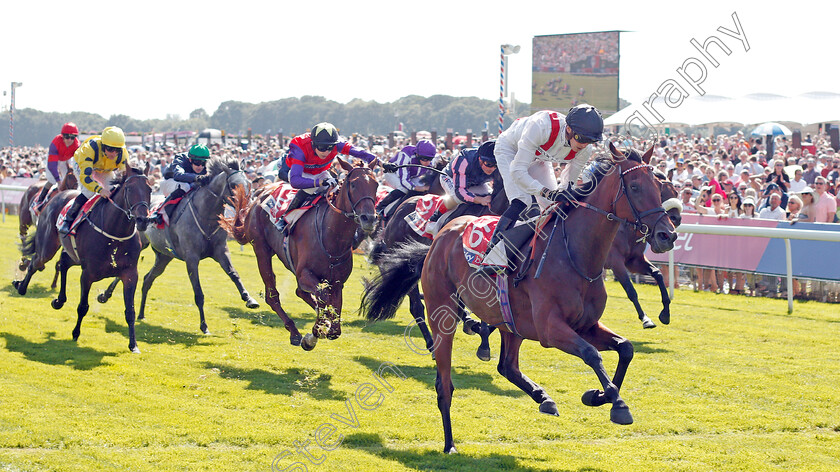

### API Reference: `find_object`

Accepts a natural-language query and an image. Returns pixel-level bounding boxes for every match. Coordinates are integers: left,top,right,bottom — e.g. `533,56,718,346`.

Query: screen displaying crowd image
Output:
532,31,620,114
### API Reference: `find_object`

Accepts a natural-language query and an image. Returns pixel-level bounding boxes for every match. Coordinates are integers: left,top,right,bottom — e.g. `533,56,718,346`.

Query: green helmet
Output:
188,144,210,161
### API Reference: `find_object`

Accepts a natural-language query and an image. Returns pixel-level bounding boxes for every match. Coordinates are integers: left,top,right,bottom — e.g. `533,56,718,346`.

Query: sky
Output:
2,0,839,121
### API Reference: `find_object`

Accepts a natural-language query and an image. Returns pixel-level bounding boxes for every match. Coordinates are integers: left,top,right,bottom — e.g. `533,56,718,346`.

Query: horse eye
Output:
630,183,639,192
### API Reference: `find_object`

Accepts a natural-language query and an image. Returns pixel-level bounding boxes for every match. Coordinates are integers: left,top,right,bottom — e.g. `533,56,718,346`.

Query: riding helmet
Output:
188,144,210,161
415,140,436,160
100,126,126,148
61,122,79,135
477,140,496,166
311,122,340,147
565,104,603,143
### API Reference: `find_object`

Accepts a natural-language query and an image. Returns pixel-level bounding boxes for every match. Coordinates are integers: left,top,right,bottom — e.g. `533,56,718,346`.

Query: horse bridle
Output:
183,169,246,239
108,174,151,222
325,166,376,224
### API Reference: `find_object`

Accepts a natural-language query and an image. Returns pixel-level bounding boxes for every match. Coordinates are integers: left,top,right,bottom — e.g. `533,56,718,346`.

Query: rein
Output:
185,169,244,240
324,167,376,222
87,174,149,241
388,163,449,177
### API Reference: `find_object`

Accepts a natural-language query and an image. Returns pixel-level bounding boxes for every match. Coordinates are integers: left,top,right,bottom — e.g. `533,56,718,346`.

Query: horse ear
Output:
369,158,380,169
335,157,353,172
641,145,654,164
608,141,622,161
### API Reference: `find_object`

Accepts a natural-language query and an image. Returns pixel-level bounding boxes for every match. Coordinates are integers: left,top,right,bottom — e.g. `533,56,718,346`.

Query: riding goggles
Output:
191,159,207,166
62,134,78,139
314,143,336,152
102,144,122,153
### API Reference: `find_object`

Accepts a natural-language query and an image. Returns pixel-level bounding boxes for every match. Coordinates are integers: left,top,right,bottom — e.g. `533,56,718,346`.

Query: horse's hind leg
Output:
52,252,73,310
212,246,259,309
646,262,672,325
72,271,93,342
496,331,558,415
253,243,302,347
613,263,655,329
407,284,434,353
139,250,173,322
50,260,61,290
426,291,459,454
96,277,120,303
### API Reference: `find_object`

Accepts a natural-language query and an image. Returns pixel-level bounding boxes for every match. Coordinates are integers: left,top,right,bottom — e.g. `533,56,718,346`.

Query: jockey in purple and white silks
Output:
376,139,437,216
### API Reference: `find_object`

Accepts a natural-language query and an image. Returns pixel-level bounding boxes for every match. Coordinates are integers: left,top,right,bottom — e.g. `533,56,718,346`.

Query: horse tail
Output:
360,240,429,322
20,232,36,258
367,238,387,265
219,185,253,244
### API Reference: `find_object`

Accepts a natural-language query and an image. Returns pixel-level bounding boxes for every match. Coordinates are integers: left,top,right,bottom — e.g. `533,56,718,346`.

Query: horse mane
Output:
206,156,239,176
112,165,145,187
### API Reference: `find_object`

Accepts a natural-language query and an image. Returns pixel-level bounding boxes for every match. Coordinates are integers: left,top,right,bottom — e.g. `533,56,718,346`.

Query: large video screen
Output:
532,31,620,115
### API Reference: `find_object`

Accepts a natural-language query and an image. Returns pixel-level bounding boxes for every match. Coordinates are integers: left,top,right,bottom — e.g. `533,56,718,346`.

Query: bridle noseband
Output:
109,174,151,221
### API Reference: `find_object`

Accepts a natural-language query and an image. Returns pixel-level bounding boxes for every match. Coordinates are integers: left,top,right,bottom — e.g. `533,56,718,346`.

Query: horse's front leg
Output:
612,261,655,329
122,267,140,353
496,331,558,415
212,244,259,309
184,257,209,334
72,270,93,342
52,252,73,310
646,261,672,325
295,269,332,349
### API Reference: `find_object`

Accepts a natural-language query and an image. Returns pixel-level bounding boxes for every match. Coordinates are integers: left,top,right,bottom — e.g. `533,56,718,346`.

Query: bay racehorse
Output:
605,172,682,328
366,171,508,359
50,167,152,353
360,143,677,453
16,171,78,288
131,156,258,334
222,158,379,350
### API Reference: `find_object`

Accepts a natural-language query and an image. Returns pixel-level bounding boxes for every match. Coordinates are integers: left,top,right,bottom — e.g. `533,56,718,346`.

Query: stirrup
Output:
475,265,504,277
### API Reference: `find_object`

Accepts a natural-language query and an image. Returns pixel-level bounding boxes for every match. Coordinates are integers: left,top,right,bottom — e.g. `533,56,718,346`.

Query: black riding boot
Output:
35,183,53,208
375,189,405,216
476,200,526,275
59,194,88,235
152,187,186,225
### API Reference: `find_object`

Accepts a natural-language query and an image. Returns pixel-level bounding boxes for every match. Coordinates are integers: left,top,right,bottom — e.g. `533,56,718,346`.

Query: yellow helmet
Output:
101,126,126,148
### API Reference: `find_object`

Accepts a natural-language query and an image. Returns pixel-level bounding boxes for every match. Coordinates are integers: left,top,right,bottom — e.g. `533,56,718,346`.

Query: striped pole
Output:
9,82,22,147
499,46,505,136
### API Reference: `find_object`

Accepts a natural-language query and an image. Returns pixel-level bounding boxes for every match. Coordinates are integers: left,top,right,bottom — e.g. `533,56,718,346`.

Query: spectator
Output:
812,176,838,223
796,187,818,222
758,193,786,220
727,192,743,217
789,167,807,193
765,158,790,192
786,194,803,221
741,197,757,218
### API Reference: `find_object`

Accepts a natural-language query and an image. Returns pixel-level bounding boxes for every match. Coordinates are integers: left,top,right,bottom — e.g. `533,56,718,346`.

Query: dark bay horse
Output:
605,173,682,328
133,157,257,335
16,171,79,287
366,172,507,358
222,158,379,351
49,167,152,353
361,143,677,453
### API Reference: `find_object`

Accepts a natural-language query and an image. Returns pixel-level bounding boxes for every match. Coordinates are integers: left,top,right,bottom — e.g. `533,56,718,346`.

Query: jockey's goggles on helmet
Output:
314,143,335,152
480,159,497,168
190,159,207,167
62,134,77,139
102,144,121,153
572,133,598,144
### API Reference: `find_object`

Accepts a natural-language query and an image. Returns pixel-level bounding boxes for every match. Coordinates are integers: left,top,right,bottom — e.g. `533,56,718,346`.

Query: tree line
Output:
1,95,531,147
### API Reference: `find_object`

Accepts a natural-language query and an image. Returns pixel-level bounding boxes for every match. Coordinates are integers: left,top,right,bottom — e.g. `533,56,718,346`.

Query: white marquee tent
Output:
604,91,840,128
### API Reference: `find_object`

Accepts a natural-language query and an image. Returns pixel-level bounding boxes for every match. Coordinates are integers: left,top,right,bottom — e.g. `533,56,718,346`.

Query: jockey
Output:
426,140,498,234
151,144,212,225
282,122,377,216
478,105,604,274
34,123,80,206
59,126,129,235
376,139,437,217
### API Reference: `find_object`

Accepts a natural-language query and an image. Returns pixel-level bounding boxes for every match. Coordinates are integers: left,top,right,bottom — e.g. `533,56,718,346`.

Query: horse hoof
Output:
97,294,109,304
51,299,63,310
476,347,491,362
245,298,260,309
12,280,19,290
137,314,145,321
290,334,302,346
581,389,608,407
641,317,656,329
301,333,317,351
659,311,671,325
444,445,458,455
539,400,559,416
610,404,634,425
462,319,477,335
130,346,141,354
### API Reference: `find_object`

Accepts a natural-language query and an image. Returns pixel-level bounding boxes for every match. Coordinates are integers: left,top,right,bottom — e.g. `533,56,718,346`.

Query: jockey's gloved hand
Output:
321,177,338,188
194,174,212,186
540,187,567,203
381,163,398,173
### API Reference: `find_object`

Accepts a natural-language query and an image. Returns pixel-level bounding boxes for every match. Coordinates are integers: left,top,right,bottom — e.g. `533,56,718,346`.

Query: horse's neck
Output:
562,182,623,271
97,191,131,234
317,196,357,251
191,179,224,219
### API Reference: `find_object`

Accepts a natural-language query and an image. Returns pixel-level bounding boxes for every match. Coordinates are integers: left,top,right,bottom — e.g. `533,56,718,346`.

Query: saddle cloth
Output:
29,186,60,217
151,195,184,229
404,194,445,239
463,215,540,271
260,182,321,230
56,195,102,236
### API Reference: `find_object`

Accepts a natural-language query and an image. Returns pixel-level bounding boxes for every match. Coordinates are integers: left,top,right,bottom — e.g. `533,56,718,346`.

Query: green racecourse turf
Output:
0,214,838,472
531,72,619,114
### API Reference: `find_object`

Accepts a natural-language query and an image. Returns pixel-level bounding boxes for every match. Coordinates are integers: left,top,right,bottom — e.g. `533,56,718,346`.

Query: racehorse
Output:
605,173,682,328
360,143,677,453
130,156,258,335
16,171,79,288
49,166,152,353
366,171,508,359
222,158,379,351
